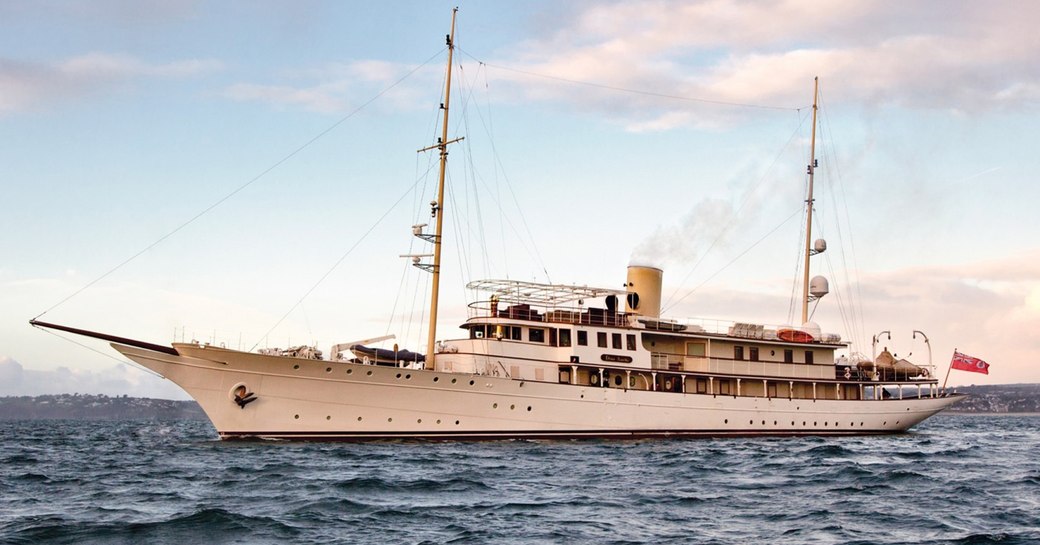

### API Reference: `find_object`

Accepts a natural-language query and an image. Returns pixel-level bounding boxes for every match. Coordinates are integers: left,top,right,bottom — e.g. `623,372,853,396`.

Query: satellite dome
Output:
809,275,829,298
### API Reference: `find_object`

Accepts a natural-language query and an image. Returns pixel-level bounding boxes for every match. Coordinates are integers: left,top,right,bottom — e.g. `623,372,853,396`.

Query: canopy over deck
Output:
466,279,626,306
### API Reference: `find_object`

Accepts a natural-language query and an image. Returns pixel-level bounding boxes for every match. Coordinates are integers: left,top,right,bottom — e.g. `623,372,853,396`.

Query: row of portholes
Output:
719,418,900,427
492,402,533,412
288,363,484,387
291,414,463,425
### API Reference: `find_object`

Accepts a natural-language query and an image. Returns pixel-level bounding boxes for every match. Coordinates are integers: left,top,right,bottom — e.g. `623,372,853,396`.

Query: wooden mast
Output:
424,7,459,370
801,77,820,324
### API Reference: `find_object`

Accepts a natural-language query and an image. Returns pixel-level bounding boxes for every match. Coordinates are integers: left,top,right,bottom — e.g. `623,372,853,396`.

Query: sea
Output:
1,415,1037,545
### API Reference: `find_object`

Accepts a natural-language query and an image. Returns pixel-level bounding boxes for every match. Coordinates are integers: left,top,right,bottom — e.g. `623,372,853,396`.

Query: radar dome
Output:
809,275,829,298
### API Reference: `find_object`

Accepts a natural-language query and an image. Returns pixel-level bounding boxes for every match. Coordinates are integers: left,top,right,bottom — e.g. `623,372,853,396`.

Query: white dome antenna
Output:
812,238,827,255
809,275,829,300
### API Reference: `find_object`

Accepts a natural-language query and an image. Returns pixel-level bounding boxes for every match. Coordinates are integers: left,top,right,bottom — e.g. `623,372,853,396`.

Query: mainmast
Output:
420,8,461,370
800,77,820,324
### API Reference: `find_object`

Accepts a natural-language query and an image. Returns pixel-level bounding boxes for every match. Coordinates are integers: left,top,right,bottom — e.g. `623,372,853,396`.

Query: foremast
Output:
801,77,820,324
419,8,461,370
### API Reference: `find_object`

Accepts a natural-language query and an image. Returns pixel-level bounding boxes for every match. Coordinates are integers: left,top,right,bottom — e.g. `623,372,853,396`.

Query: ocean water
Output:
1,416,1037,545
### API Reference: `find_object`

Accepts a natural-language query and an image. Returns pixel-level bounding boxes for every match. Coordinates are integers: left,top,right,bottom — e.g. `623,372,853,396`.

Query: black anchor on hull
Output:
234,390,257,409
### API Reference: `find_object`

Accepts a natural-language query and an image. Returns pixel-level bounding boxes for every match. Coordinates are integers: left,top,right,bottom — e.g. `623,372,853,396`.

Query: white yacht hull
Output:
115,343,962,440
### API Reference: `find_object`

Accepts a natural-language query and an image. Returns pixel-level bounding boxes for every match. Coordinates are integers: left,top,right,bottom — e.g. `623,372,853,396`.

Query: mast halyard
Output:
422,7,461,370
800,77,820,324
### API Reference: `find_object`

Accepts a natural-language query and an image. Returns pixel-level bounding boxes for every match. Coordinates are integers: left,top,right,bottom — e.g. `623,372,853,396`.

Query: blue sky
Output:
2,1,1038,398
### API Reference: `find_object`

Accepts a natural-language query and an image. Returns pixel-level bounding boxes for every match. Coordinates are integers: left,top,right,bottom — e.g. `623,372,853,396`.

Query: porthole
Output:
883,421,888,426
455,420,460,425
761,420,766,425
436,419,442,424
493,403,498,409
396,373,402,379
791,421,795,426
749,419,754,425
803,421,806,426
326,416,331,420
357,416,362,421
405,374,411,379
469,380,475,386
293,364,300,370
388,417,393,422
773,420,777,425
724,419,728,424
433,377,439,382
326,367,332,373
510,404,515,410
417,419,422,424
580,394,584,399
347,369,353,375
814,421,818,426
451,378,457,384
527,406,532,412
294,414,300,419
366,370,373,376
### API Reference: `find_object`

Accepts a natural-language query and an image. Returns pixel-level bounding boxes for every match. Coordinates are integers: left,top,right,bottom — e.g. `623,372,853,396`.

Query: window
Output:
805,350,814,364
577,330,588,346
767,382,778,398
559,329,572,347
510,326,521,341
626,334,636,351
749,347,759,361
696,379,707,394
719,380,731,395
469,325,485,339
612,333,622,350
734,346,744,361
597,332,607,348
784,349,793,363
529,328,545,343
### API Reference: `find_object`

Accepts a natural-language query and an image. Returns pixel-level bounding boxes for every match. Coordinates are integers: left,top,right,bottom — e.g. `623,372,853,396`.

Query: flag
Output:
951,351,990,375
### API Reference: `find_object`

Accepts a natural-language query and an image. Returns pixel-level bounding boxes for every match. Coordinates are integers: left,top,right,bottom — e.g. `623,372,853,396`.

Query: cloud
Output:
0,53,222,115
481,0,1040,130
0,356,189,399
666,248,1040,385
220,60,435,114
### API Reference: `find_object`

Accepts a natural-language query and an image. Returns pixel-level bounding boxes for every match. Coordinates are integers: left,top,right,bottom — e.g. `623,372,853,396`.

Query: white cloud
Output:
481,0,1040,130
0,356,189,399
0,53,222,115
667,249,1040,385
220,60,436,114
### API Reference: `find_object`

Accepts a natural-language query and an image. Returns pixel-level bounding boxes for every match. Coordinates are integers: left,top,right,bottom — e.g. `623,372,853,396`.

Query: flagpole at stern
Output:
941,348,956,394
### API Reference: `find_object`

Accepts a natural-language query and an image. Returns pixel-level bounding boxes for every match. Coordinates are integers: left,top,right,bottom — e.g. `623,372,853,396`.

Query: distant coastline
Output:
0,394,206,421
1,384,1037,420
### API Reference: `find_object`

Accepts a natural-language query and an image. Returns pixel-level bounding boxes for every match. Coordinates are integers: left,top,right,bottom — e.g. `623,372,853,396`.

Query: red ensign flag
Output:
951,351,990,374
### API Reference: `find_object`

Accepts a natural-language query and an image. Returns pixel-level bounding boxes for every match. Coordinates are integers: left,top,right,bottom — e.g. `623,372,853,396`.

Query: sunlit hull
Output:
114,343,962,440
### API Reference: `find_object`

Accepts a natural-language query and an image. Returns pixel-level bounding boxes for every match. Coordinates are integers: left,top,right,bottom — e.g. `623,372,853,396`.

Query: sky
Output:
2,0,1038,399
